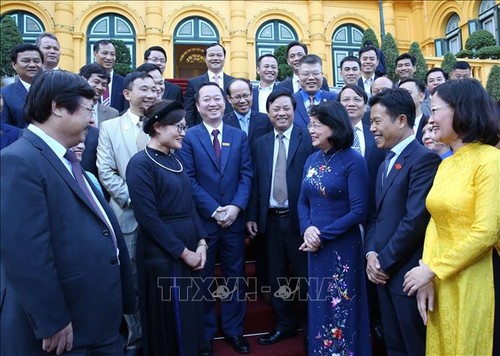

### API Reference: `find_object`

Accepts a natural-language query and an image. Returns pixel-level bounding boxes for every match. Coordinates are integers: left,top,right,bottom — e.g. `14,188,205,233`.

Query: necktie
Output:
136,118,149,151
382,150,396,188
212,74,220,87
352,127,362,155
64,150,117,250
273,133,288,205
212,129,221,163
309,96,315,107
239,116,249,135
101,86,110,107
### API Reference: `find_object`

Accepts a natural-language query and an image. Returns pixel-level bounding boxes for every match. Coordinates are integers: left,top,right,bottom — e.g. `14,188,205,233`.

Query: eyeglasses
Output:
147,57,166,64
230,93,251,101
299,71,323,78
307,122,324,130
79,103,95,116
175,124,188,133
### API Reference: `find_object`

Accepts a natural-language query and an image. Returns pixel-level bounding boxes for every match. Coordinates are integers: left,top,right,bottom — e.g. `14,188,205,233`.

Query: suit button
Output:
103,229,110,236
111,258,118,265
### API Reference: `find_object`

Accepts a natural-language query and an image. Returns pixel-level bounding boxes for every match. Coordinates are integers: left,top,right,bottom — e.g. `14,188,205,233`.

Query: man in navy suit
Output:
252,54,278,113
247,90,312,346
357,46,381,99
223,78,272,147
276,41,330,94
184,43,235,127
399,78,428,144
93,40,126,112
178,82,253,356
1,44,43,128
365,88,440,356
292,55,337,129
0,70,134,355
143,46,183,102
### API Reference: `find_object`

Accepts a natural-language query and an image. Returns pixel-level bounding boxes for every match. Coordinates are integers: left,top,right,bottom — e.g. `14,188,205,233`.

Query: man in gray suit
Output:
97,71,158,354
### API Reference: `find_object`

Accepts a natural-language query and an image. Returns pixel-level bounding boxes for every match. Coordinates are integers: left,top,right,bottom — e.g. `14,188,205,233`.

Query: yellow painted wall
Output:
1,0,499,83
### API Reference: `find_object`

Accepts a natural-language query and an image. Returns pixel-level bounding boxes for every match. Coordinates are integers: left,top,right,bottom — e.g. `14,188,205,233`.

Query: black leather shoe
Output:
199,340,213,356
258,329,297,345
226,335,250,354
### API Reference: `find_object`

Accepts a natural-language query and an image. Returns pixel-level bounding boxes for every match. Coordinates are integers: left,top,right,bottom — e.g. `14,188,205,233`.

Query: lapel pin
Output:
394,163,402,170
222,142,230,147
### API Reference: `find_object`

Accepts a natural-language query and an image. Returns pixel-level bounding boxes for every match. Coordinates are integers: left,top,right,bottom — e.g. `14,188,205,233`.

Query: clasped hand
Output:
214,205,241,228
299,226,322,252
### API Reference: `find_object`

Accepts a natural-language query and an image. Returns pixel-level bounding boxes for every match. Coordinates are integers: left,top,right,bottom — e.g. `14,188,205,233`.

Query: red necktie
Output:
101,86,110,106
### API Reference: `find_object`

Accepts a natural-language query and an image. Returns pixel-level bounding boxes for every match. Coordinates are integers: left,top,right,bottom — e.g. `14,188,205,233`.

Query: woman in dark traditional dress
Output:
298,101,372,355
126,100,207,356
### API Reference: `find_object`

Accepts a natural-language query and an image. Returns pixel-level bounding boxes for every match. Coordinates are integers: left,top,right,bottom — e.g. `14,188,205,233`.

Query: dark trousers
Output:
266,212,308,331
377,286,426,356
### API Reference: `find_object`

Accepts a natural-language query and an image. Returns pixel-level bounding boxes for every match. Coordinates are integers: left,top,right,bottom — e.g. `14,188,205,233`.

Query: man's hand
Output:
416,282,435,325
42,322,73,355
246,221,258,237
366,253,389,285
216,205,241,228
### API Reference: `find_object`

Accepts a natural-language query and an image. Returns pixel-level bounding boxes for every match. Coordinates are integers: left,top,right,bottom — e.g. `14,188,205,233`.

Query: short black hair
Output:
298,54,322,67
144,46,167,60
204,43,226,56
452,61,471,71
425,67,448,82
195,82,225,102
337,84,368,104
10,44,44,64
79,63,110,83
266,89,296,112
399,78,426,93
433,79,499,145
124,71,154,91
135,63,162,75
309,101,354,149
226,78,252,96
257,54,277,67
358,46,379,59
339,56,361,70
35,32,59,47
396,53,416,66
369,88,416,127
286,41,308,57
93,40,114,53
24,70,94,124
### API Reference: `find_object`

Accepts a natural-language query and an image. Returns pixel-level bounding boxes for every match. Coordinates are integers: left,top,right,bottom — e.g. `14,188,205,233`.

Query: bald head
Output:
371,76,394,96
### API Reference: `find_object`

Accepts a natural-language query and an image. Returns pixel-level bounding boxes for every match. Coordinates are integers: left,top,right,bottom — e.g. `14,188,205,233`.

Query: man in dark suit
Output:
252,54,279,113
292,55,337,129
184,43,235,127
36,32,61,71
143,46,183,102
223,78,272,147
93,40,126,112
178,82,253,356
0,70,134,355
247,90,312,346
365,88,440,356
276,41,330,94
357,45,381,99
0,44,43,128
399,78,428,144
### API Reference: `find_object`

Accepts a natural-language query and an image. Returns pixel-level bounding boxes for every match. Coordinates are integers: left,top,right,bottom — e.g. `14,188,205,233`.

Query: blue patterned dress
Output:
298,147,372,356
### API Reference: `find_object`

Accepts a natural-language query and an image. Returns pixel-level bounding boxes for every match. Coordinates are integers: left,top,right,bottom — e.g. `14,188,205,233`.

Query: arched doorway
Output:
331,24,364,87
86,13,136,66
1,11,45,43
174,17,219,78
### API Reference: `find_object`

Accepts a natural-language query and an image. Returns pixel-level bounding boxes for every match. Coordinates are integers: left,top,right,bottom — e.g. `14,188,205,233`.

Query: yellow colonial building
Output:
1,0,499,86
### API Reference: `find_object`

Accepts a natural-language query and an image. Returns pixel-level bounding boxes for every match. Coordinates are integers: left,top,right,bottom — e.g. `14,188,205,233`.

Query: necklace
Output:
145,146,183,173
320,149,342,170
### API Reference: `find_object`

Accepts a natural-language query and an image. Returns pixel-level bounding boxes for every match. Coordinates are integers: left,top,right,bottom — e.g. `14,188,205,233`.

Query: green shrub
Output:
486,65,500,101
477,45,500,60
361,28,380,48
441,52,457,76
455,49,474,58
465,29,496,51
274,45,292,81
381,33,399,82
0,15,24,77
408,42,427,82
110,39,133,76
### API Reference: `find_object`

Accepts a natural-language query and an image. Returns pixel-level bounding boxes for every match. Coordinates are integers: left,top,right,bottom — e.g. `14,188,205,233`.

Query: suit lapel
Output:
296,101,309,128
264,132,275,176
119,112,137,157
247,111,258,142
220,125,232,172
363,126,374,161
287,127,300,169
14,81,28,101
196,124,220,169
